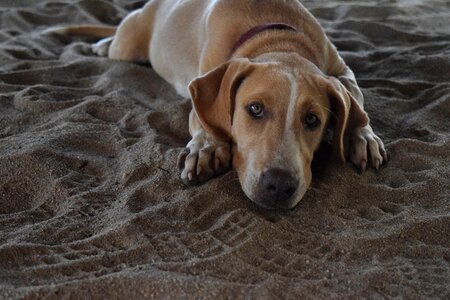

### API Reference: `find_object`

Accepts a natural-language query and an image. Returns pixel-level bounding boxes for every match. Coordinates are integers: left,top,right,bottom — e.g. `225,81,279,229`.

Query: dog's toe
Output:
213,144,231,174
196,147,215,180
177,148,190,170
181,152,200,185
350,134,368,170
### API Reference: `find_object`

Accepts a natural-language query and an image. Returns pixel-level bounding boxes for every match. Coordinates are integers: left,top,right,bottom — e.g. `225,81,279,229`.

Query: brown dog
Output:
48,0,387,209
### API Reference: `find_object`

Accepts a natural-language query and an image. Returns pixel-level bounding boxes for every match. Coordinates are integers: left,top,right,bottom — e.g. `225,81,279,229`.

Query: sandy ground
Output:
0,0,449,298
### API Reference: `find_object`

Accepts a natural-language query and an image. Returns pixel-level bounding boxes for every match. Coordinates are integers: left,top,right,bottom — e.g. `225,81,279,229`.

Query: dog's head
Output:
189,55,368,209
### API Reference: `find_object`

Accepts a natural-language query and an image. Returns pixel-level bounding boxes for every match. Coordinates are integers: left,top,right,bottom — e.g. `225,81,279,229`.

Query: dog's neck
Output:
230,26,324,70
230,23,297,57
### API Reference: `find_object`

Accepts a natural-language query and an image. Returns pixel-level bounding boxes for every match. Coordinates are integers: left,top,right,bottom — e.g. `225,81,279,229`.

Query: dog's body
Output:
51,0,387,209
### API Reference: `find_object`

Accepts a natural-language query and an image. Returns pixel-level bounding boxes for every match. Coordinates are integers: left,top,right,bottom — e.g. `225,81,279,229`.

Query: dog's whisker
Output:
316,103,338,120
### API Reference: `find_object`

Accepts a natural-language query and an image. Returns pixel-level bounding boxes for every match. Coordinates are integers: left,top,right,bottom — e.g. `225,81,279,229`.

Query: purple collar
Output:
230,23,297,56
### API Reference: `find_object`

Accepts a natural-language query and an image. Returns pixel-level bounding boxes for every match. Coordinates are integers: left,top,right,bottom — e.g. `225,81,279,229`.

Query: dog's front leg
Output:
338,66,388,171
178,110,231,185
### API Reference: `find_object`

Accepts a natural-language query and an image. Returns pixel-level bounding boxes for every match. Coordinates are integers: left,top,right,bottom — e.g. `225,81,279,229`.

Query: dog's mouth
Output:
253,198,298,210
251,187,306,210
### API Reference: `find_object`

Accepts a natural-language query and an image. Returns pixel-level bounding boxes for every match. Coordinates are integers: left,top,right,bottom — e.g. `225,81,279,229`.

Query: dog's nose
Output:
257,168,298,206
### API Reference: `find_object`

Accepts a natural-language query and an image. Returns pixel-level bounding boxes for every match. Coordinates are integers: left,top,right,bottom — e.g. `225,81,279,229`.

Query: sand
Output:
0,0,449,298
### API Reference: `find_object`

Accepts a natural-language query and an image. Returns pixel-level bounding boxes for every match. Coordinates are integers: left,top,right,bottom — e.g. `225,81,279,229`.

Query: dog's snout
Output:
262,168,298,200
256,168,298,207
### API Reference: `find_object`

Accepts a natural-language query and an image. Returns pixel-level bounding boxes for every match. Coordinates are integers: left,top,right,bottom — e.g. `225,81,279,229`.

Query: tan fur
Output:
51,0,387,209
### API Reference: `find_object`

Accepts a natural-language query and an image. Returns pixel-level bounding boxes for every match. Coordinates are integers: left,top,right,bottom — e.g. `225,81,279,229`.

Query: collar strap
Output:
230,23,297,56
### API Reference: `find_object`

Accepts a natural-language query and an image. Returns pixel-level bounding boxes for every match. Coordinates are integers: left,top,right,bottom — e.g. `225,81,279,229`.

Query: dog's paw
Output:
92,37,113,57
348,124,387,172
177,134,231,185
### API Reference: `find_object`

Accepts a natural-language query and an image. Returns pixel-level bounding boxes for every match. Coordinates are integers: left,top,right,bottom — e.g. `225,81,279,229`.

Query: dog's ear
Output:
188,58,253,141
323,77,369,162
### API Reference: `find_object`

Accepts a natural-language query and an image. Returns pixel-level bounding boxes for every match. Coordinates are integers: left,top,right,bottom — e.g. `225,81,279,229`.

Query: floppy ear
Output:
188,58,253,141
325,77,369,162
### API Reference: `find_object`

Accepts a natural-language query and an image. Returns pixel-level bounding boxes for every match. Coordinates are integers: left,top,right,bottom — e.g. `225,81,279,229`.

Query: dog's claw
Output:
382,150,389,163
214,157,221,172
361,159,367,172
374,159,380,170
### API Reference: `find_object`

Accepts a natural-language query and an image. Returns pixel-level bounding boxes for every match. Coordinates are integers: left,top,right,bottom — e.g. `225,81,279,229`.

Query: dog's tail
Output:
42,25,117,38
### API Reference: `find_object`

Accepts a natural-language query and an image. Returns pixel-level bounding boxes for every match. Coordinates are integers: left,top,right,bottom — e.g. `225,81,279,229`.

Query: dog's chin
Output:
243,187,307,210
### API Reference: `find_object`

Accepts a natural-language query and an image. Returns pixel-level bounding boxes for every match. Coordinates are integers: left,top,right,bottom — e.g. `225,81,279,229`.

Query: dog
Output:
47,0,387,209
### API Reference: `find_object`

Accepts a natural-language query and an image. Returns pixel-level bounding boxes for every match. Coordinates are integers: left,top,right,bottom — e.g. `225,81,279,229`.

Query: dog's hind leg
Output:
107,2,157,63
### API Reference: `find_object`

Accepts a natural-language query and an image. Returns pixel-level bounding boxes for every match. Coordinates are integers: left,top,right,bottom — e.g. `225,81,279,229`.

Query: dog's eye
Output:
247,102,264,119
304,112,320,130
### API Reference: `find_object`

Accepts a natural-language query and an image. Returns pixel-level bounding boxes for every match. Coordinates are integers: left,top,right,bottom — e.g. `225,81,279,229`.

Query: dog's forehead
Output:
273,70,328,106
238,63,329,113
238,65,292,100
297,74,327,97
